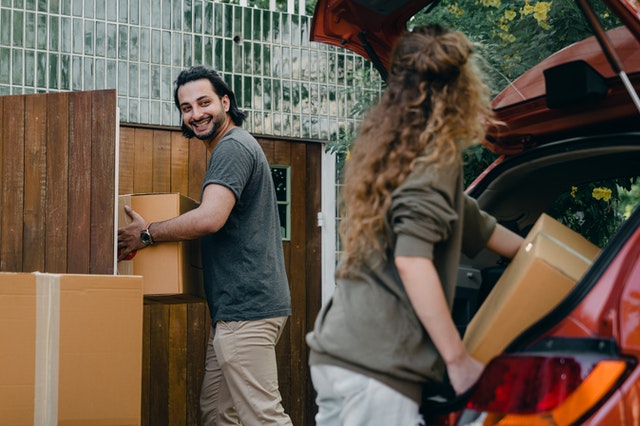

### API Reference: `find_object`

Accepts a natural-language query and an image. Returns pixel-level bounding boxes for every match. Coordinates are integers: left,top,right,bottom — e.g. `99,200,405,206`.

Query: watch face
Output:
141,230,152,245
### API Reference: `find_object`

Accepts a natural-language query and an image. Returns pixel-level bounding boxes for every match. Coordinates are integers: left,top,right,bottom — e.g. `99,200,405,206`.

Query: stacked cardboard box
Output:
463,214,601,364
0,272,144,425
118,193,204,297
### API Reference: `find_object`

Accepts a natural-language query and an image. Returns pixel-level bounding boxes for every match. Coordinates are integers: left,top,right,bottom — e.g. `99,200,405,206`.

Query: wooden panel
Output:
285,142,310,424
67,91,93,273
1,95,25,271
188,138,207,201
143,295,210,426
117,128,207,200
90,90,116,273
22,94,47,272
147,299,170,423
186,298,208,425
119,127,136,195
152,130,172,192
259,138,275,162
0,90,118,275
45,92,69,273
304,142,323,424
274,139,292,165
118,128,207,201
134,128,154,193
170,132,190,195
168,302,188,425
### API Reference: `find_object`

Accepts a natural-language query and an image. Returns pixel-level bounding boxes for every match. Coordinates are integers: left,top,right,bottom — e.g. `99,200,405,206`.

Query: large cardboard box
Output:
0,272,144,425
118,193,204,296
463,214,601,364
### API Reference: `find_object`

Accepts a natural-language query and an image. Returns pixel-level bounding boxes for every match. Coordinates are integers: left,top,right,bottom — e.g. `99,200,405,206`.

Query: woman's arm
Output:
486,223,524,259
396,255,484,395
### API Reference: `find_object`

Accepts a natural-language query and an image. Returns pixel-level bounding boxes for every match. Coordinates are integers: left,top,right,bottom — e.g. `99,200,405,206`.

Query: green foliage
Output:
547,178,638,247
462,144,498,188
414,0,620,93
619,178,640,219
325,67,382,165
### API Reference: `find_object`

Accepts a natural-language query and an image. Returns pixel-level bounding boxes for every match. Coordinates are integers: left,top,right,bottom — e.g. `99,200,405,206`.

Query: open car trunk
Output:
311,0,640,420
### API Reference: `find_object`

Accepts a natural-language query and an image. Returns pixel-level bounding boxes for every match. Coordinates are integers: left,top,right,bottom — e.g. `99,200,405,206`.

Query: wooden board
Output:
0,90,117,275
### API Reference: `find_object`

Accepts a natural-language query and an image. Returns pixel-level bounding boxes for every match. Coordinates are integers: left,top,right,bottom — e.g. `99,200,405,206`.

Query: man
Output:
118,65,293,426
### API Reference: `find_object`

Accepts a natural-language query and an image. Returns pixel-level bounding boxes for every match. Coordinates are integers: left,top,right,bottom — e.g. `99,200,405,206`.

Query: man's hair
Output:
173,65,247,138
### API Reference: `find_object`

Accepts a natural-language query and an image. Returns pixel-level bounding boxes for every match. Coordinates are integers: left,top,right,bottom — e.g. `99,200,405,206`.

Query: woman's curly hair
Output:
338,24,496,275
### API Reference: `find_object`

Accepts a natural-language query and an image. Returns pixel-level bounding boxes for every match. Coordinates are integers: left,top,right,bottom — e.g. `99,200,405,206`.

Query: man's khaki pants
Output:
200,316,293,426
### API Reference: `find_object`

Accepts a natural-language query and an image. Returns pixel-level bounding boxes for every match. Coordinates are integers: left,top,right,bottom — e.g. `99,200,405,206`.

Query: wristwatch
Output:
140,224,154,246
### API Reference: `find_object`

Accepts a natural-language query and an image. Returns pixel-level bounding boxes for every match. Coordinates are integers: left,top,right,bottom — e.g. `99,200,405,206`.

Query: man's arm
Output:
117,183,235,260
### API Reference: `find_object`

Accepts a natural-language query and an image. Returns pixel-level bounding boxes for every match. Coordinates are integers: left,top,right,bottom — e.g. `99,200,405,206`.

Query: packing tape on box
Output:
34,272,60,425
534,232,595,264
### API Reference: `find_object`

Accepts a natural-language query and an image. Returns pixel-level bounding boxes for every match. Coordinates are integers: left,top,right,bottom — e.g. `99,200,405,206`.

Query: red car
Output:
311,1,640,424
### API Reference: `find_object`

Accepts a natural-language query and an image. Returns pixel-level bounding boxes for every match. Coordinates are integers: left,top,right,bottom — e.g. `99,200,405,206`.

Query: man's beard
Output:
191,112,225,141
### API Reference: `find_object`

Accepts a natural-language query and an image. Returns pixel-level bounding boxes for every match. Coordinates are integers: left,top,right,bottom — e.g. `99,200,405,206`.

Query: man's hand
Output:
117,205,150,261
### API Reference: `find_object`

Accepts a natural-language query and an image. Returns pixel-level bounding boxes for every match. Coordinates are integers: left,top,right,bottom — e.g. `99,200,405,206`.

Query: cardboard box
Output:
0,272,144,425
463,214,601,364
118,193,204,296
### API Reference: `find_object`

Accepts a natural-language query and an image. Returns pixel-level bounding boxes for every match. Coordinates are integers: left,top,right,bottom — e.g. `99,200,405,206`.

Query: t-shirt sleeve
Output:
202,137,254,200
391,164,459,259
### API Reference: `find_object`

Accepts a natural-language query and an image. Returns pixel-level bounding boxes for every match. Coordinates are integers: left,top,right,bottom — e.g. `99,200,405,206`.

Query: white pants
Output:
311,364,425,426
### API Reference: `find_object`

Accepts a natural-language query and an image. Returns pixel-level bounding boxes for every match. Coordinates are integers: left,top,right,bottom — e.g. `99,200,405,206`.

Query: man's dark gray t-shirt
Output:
200,127,291,324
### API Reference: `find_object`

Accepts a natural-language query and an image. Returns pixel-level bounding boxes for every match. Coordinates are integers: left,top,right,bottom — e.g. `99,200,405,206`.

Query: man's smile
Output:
191,116,212,130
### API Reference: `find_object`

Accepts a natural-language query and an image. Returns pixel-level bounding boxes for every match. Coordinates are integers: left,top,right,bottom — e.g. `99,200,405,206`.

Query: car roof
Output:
309,0,428,79
487,25,640,155
310,0,640,154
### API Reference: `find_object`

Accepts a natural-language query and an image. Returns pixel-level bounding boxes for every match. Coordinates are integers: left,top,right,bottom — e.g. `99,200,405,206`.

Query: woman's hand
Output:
446,353,484,396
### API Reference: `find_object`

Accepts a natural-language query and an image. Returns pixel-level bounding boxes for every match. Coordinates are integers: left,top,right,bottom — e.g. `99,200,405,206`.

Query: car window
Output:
547,176,640,247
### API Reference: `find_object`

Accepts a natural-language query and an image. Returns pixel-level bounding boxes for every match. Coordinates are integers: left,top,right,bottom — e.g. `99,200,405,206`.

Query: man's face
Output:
177,78,229,141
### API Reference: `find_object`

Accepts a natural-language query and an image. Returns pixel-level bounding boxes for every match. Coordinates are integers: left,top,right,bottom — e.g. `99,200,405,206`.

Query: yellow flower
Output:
534,1,551,15
534,2,552,22
479,0,501,7
521,1,552,29
570,186,578,198
592,187,612,202
446,3,465,17
504,10,517,21
494,28,516,43
346,149,351,161
521,0,535,15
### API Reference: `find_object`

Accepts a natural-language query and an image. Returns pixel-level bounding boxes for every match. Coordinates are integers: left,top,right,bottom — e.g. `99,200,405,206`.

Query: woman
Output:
306,24,523,425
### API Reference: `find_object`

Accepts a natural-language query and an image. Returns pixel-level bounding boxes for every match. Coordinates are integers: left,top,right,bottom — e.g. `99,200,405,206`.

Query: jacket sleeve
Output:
461,193,497,258
391,163,459,260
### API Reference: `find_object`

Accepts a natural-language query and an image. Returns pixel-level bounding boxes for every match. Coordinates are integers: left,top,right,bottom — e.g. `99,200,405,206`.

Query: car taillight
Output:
460,354,630,425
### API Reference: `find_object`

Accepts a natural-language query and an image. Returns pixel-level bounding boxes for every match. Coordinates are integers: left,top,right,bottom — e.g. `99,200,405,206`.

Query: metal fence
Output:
0,0,383,141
